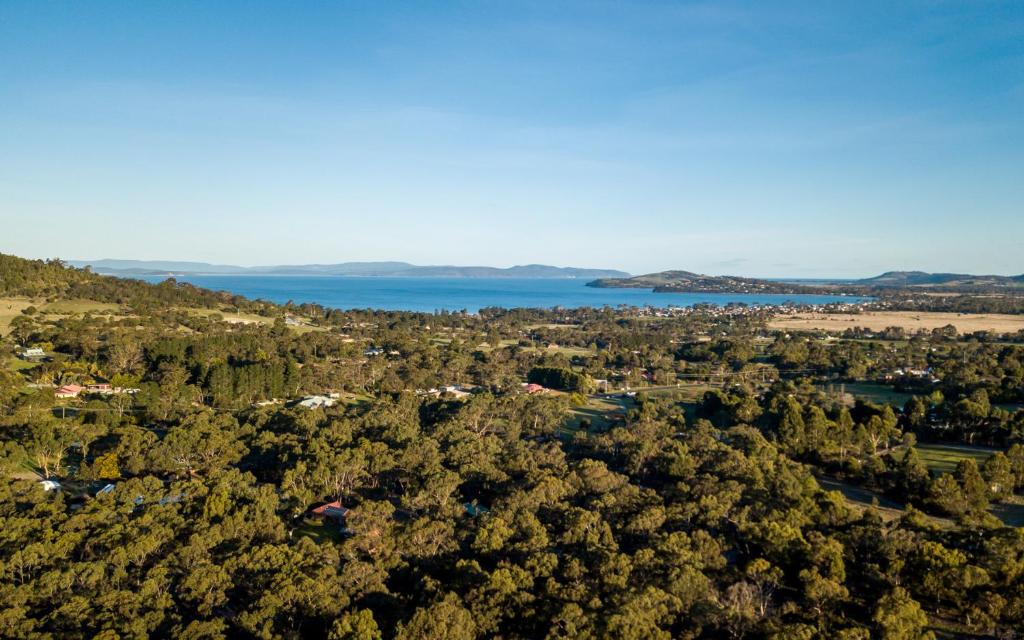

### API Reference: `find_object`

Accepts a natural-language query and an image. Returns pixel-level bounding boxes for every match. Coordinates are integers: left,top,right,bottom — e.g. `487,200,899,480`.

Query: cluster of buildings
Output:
55,383,139,399
881,367,941,384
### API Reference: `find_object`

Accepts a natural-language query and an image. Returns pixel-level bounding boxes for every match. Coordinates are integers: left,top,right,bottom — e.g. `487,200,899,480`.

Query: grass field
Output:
42,299,122,314
904,443,998,475
293,518,345,543
1,297,127,336
564,395,630,433
830,382,919,407
4,356,40,372
476,339,594,357
0,299,38,333
769,311,1024,334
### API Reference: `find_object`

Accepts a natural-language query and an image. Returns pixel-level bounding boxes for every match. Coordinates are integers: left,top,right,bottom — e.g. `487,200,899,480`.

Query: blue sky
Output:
1,1,1022,277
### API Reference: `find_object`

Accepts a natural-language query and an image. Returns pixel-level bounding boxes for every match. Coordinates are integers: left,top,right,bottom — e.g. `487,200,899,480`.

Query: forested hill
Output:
857,271,1024,288
590,268,1024,295
0,254,276,313
587,270,828,294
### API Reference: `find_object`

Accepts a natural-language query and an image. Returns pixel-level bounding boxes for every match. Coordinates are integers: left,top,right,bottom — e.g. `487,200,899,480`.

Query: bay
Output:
138,275,867,313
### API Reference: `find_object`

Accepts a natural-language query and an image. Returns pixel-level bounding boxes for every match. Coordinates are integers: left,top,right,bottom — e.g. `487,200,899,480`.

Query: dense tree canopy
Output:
1,254,1022,638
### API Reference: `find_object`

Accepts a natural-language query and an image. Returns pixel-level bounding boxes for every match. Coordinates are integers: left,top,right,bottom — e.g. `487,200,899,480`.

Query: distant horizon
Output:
8,253,1022,281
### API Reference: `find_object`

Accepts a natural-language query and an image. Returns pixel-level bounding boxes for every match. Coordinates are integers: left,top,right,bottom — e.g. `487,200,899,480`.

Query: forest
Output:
1,254,1023,639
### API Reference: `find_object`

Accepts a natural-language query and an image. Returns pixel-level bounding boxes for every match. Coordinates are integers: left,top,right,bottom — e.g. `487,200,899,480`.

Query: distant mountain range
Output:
69,259,631,280
589,270,1024,294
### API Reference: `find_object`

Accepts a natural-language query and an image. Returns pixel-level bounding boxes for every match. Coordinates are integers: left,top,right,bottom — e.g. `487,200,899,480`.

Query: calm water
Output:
140,275,866,313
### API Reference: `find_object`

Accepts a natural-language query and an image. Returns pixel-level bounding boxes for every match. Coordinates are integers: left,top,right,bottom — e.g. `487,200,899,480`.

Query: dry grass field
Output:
769,310,1024,334
0,297,126,336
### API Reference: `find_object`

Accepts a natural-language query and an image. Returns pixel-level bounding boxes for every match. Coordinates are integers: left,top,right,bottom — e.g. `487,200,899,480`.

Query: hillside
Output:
591,269,1024,295
70,259,630,280
587,270,826,294
857,271,1024,289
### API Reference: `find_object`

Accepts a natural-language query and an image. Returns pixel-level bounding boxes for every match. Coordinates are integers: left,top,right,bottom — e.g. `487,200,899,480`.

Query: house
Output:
95,483,116,496
298,395,337,410
364,347,385,357
522,383,546,394
20,347,46,360
39,480,62,492
438,385,472,399
310,500,351,523
55,384,84,399
86,383,113,395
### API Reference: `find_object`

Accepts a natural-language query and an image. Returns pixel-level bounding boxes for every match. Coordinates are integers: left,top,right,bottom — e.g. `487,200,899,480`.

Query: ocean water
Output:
139,275,867,313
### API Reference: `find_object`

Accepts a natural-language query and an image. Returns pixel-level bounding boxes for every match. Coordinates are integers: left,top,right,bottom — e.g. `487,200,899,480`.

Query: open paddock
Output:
0,297,127,335
769,311,1024,334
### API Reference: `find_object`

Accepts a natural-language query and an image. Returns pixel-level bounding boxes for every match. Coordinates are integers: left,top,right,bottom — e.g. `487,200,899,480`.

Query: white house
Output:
298,395,337,410
20,347,46,360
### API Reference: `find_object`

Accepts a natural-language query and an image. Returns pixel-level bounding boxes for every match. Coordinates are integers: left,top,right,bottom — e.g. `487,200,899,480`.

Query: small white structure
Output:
96,483,116,496
20,347,46,360
39,480,62,492
438,385,472,399
298,395,337,410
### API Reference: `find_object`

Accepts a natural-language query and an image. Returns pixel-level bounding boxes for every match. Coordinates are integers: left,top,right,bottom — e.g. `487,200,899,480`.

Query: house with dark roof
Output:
310,500,350,523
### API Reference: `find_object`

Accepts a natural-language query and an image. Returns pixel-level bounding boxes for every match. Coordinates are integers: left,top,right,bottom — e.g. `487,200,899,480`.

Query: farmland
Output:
769,310,1024,333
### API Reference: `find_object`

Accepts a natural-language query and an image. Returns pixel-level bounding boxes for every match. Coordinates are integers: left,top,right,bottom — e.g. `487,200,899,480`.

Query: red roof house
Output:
310,500,350,523
55,384,84,399
522,383,546,394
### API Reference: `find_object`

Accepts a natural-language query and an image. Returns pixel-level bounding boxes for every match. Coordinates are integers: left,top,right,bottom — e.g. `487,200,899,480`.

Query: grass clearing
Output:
564,395,631,433
769,310,1024,334
0,298,37,334
294,518,345,544
42,299,122,314
185,308,274,325
829,382,919,407
1,297,127,336
906,443,998,476
4,356,41,372
525,323,581,330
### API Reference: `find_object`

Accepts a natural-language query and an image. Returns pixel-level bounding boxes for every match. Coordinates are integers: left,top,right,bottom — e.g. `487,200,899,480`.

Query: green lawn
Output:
4,356,40,372
42,299,123,314
907,443,998,476
294,518,346,543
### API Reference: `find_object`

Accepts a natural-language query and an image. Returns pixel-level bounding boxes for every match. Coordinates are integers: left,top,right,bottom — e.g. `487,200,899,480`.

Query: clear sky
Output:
1,1,1022,277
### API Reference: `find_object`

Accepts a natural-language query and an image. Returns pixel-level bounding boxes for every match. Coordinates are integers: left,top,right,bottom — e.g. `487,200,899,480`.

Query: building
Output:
298,395,337,410
438,385,472,399
55,384,84,399
86,383,113,395
20,347,46,360
310,500,350,523
522,383,546,394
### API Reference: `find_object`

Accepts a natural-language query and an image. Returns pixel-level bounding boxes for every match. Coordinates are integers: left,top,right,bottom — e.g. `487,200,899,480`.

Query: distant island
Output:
69,259,631,280
588,270,1024,294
